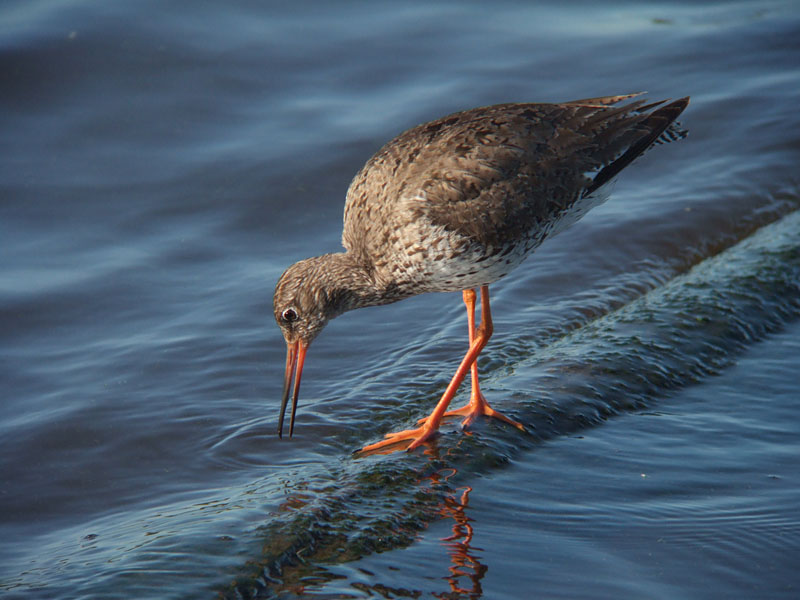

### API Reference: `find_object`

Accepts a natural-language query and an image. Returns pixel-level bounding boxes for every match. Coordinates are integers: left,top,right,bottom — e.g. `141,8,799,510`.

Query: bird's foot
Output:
356,423,439,456
421,393,526,432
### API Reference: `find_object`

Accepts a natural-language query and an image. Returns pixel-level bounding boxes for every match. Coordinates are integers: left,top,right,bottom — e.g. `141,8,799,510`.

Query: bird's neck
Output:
315,252,402,315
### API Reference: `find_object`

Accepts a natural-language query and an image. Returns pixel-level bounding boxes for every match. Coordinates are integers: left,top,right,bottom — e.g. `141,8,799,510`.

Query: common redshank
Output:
273,92,689,454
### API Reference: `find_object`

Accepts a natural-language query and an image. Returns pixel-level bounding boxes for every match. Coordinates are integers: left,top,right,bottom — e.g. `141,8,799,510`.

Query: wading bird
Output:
273,92,689,454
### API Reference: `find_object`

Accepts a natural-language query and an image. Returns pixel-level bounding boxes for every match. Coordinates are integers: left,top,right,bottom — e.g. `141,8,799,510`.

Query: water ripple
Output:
216,206,800,597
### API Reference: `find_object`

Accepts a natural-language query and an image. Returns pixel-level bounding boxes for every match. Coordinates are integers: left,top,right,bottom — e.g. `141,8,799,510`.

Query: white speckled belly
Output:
390,220,535,294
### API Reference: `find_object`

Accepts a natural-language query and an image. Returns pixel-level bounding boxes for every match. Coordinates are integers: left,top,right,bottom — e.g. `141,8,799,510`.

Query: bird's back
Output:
342,94,688,294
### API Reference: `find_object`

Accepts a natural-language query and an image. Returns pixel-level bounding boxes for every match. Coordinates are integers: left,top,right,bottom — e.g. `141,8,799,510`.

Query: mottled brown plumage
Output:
273,92,689,453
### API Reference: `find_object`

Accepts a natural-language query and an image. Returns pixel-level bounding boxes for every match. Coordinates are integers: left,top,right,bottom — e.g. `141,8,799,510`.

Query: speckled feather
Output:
274,93,688,344
340,93,688,296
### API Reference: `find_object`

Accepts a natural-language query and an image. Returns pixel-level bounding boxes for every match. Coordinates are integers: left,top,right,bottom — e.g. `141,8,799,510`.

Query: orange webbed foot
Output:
420,394,526,432
356,424,440,456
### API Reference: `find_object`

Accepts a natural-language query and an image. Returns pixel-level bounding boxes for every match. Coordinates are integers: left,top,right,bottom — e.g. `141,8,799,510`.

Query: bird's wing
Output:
343,96,688,258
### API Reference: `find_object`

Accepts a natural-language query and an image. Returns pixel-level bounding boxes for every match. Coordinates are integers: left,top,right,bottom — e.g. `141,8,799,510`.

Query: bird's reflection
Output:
426,468,487,598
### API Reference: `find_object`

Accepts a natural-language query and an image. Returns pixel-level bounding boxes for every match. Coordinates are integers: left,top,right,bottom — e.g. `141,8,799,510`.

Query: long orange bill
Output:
278,339,307,438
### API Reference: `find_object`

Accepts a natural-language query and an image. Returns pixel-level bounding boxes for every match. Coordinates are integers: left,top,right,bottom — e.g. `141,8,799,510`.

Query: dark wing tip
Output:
659,96,690,121
584,95,690,196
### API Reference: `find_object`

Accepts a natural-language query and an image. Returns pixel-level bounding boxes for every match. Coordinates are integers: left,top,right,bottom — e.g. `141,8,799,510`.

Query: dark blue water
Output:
2,1,799,598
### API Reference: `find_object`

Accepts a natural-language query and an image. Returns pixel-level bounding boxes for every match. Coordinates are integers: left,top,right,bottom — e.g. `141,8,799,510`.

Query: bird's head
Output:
272,254,358,438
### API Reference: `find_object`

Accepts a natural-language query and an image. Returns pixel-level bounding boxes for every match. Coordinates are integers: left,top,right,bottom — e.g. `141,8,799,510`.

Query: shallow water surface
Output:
1,1,799,598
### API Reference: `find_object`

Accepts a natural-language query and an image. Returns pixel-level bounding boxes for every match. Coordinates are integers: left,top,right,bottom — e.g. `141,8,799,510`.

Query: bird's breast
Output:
380,216,538,295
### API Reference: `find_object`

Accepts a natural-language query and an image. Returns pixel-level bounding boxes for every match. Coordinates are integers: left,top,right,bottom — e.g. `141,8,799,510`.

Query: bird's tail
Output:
584,96,690,197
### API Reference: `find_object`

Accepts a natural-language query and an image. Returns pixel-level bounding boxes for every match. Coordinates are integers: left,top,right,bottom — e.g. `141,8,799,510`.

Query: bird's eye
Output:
282,308,298,323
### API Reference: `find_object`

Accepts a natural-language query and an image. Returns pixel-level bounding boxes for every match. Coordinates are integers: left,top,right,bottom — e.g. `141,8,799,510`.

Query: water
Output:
1,1,799,598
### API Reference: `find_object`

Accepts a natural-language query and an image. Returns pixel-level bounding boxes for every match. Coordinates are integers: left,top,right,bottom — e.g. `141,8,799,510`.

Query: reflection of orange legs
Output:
358,286,523,456
440,486,487,595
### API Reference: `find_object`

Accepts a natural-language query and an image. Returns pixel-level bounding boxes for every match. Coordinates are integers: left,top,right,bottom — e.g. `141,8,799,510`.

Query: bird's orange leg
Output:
358,286,522,456
358,287,493,455
438,287,525,431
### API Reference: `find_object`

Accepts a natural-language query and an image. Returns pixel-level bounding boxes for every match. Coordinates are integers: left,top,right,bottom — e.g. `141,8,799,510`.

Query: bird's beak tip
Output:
278,338,308,440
